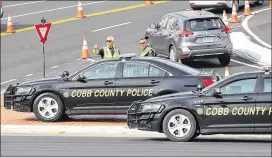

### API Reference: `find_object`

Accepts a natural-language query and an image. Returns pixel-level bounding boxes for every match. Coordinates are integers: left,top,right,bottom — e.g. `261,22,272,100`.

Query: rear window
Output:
158,59,200,75
185,18,225,31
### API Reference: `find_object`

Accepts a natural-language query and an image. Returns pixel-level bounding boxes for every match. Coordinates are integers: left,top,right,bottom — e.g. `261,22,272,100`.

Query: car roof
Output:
167,10,220,20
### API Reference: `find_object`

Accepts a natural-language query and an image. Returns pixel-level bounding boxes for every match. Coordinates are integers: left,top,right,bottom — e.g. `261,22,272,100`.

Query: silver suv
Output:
0,0,3,19
145,11,233,66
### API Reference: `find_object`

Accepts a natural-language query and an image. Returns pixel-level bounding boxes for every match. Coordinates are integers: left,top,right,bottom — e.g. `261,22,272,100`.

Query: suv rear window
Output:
185,18,225,31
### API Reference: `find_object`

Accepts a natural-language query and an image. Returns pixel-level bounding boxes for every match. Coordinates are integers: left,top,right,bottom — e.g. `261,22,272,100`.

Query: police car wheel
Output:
162,109,197,142
33,92,65,122
169,46,177,62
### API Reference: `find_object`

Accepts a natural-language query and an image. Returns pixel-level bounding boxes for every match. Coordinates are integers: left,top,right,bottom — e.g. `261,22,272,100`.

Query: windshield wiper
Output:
207,28,219,30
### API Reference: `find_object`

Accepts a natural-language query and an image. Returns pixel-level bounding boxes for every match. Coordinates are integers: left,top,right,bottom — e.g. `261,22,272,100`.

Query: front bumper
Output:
3,85,34,112
127,101,165,132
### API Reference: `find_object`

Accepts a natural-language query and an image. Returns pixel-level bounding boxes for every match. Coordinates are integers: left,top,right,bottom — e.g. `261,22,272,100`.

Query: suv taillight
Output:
179,30,194,37
221,27,230,33
202,78,214,87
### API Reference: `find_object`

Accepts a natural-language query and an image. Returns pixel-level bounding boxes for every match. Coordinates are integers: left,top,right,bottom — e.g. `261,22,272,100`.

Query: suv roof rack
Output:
118,53,137,60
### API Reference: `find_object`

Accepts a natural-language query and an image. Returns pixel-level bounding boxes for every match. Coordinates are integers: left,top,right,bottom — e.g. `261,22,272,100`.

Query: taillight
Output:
202,78,214,87
179,30,194,37
221,27,230,33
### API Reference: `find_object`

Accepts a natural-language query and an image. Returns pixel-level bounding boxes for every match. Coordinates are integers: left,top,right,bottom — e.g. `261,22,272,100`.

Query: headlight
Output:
140,103,162,112
15,87,32,95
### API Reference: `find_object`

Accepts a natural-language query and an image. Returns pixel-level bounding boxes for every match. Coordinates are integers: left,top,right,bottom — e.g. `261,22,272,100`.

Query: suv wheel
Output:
162,109,197,142
169,46,178,62
254,0,264,5
218,55,231,66
33,92,65,122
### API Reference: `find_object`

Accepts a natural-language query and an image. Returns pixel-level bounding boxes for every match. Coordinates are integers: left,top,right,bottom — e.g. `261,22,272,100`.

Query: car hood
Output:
144,91,198,103
18,76,64,86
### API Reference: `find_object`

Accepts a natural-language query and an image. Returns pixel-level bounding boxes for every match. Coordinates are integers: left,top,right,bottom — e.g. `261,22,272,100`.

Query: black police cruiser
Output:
3,54,219,122
127,66,272,142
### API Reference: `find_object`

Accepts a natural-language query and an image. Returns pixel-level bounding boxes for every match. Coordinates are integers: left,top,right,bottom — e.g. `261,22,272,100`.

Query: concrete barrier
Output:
230,32,271,66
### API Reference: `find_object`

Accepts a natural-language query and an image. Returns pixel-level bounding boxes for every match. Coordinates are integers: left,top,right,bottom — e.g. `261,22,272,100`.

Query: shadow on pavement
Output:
0,23,34,32
148,137,271,143
25,115,127,123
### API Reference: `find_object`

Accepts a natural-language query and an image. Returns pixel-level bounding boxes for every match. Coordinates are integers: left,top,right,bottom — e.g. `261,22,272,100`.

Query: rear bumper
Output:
178,46,232,60
190,3,231,9
127,101,165,132
3,85,33,112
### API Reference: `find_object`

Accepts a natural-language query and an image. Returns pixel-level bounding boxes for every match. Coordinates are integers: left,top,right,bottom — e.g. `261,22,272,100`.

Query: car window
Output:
185,18,224,31
263,78,272,92
220,79,257,94
158,16,169,29
166,17,179,30
149,65,166,77
157,58,200,75
123,62,149,77
83,63,118,79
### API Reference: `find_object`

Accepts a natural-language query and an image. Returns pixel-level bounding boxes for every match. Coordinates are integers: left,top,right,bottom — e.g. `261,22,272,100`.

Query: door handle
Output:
241,96,253,101
104,81,113,85
150,80,160,84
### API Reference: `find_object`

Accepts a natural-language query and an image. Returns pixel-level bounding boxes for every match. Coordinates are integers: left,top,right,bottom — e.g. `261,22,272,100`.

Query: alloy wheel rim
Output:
38,97,59,119
168,114,191,138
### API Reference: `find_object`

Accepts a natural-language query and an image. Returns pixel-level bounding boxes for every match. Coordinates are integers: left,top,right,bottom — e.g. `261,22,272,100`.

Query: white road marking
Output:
1,1,105,20
1,79,16,85
242,8,271,49
231,59,262,69
87,58,96,62
3,1,44,8
91,22,132,32
26,74,34,77
51,65,59,69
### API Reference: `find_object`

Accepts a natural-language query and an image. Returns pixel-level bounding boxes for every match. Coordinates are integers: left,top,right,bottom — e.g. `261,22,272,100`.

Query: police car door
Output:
67,62,119,114
202,77,258,133
255,76,272,133
114,61,165,114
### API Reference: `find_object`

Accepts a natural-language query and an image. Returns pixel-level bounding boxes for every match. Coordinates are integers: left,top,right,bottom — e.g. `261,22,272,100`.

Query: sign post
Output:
34,17,52,78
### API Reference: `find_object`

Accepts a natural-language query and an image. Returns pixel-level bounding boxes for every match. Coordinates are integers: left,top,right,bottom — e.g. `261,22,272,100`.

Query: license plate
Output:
203,37,214,43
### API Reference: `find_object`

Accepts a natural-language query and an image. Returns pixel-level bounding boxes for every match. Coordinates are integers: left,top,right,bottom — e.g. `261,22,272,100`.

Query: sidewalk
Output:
246,8,271,48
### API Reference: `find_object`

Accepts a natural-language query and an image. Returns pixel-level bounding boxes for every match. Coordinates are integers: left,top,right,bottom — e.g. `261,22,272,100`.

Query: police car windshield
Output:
158,59,201,75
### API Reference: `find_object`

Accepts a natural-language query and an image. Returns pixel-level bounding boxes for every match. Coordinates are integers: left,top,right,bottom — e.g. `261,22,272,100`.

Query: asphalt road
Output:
248,8,271,46
1,135,271,157
1,1,270,92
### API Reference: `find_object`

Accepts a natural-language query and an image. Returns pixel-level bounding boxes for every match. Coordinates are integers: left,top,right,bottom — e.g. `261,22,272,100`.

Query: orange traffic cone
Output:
270,0,272,8
244,0,251,16
231,2,239,23
145,0,153,5
81,36,90,59
223,10,230,29
76,1,85,18
6,13,15,33
224,66,230,77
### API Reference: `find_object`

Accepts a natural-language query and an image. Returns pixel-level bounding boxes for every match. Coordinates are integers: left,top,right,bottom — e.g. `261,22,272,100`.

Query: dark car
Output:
127,67,272,142
145,10,233,66
3,55,219,122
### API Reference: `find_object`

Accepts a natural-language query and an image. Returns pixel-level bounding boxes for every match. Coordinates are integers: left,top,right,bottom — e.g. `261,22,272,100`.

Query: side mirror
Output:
77,74,87,83
150,23,156,29
61,71,69,80
212,88,222,98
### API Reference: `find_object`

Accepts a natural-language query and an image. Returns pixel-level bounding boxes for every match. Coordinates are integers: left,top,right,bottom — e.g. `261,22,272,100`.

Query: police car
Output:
3,55,219,122
127,66,272,142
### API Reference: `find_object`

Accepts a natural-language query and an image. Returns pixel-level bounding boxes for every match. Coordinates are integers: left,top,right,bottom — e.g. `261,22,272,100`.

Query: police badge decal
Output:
63,91,69,98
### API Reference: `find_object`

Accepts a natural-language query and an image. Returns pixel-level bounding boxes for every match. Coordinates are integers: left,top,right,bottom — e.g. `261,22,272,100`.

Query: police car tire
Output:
162,109,197,142
33,92,65,122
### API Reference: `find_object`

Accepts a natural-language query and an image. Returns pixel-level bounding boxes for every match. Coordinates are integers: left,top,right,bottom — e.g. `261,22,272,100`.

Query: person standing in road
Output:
93,36,121,59
139,38,156,57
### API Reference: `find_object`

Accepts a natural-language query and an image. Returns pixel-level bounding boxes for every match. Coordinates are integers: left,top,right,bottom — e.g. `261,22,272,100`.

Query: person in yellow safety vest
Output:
93,36,121,59
139,38,156,57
